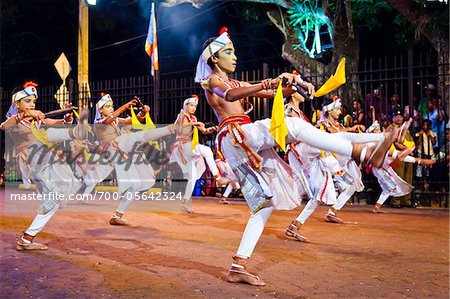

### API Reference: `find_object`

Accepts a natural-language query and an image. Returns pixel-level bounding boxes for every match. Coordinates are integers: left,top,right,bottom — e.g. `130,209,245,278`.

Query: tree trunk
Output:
267,6,362,102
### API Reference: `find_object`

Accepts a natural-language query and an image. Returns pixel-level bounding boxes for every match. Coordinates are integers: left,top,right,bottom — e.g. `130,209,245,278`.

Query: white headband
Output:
96,94,112,110
195,31,232,83
95,93,113,121
12,86,38,102
183,97,199,112
325,98,342,111
200,32,232,62
184,97,198,106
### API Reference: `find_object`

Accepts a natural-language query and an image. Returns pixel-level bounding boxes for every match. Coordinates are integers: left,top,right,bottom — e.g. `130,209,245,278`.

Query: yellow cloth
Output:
145,111,156,130
315,57,346,97
31,121,54,147
129,106,160,150
191,126,199,151
270,80,288,151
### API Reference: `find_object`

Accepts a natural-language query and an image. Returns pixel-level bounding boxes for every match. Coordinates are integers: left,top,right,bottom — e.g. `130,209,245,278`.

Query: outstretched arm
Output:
210,72,310,102
97,99,138,124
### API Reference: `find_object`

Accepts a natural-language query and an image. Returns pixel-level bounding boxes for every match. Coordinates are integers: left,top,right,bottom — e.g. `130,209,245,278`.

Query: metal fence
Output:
1,51,449,207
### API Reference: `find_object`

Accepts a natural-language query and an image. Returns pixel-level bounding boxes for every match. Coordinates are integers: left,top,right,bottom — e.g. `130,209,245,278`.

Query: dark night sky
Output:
1,1,289,89
0,0,417,90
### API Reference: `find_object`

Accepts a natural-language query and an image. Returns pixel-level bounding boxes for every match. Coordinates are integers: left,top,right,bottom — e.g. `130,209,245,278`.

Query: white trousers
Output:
183,144,219,200
114,127,172,214
236,206,274,258
377,193,390,205
230,119,385,259
25,202,60,236
296,199,320,225
332,185,357,210
24,127,76,237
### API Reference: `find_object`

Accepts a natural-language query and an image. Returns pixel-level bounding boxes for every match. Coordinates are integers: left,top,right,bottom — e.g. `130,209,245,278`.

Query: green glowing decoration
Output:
287,0,334,59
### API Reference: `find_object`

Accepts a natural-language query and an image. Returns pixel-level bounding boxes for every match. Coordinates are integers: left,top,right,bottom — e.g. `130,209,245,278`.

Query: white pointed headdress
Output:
95,93,113,121
195,27,232,83
325,96,342,111
183,95,199,112
7,82,39,118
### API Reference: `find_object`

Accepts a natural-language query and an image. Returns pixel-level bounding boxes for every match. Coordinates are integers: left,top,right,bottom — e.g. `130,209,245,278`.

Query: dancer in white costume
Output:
195,27,399,286
284,92,346,242
0,82,88,250
94,93,175,225
315,97,365,223
170,95,230,212
366,121,434,213
319,99,413,222
372,153,434,213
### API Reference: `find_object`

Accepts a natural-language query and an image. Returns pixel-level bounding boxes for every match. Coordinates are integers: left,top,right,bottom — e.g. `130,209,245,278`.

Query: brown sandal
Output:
285,220,310,242
226,256,266,286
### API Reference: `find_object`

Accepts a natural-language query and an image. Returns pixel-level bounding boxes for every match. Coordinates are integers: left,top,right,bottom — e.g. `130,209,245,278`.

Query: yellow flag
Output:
129,106,160,150
145,111,156,130
269,80,287,151
31,121,54,147
130,106,145,130
315,57,346,97
191,126,199,151
130,106,157,130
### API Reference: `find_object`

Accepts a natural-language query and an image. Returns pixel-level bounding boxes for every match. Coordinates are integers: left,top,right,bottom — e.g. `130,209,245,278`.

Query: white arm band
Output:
403,156,416,163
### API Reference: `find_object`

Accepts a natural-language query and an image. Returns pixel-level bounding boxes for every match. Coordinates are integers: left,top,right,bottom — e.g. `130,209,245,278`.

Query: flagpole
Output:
153,0,160,123
154,66,160,123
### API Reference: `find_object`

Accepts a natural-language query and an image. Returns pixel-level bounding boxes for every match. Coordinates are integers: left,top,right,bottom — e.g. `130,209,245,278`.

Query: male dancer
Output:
285,92,345,242
372,151,435,213
170,95,230,212
1,82,88,250
195,28,399,285
94,93,175,225
317,97,412,222
316,97,365,223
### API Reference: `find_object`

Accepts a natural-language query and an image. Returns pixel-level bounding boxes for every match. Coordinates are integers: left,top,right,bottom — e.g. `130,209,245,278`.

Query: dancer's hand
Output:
265,73,297,89
25,109,45,121
304,82,315,99
204,126,217,134
279,72,299,86
142,105,150,113
63,102,73,123
193,121,206,131
125,99,139,109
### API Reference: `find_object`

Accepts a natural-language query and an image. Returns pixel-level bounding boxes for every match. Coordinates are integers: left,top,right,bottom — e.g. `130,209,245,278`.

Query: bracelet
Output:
418,159,421,165
261,79,272,90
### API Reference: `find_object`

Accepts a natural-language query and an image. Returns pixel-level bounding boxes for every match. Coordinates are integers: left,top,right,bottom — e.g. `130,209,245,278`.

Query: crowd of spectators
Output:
333,83,449,207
